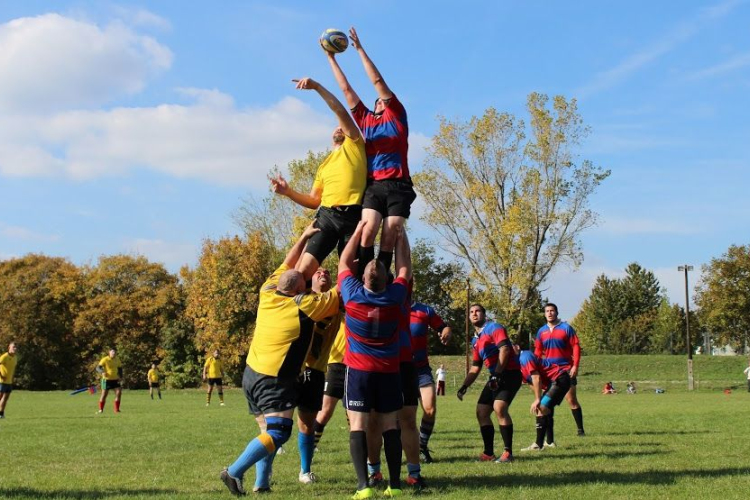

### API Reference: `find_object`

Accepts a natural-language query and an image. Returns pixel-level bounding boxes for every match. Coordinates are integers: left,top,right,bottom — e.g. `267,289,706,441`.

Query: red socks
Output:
114,400,121,412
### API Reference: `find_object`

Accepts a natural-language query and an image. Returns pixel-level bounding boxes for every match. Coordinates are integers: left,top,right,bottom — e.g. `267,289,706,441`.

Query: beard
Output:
333,133,345,145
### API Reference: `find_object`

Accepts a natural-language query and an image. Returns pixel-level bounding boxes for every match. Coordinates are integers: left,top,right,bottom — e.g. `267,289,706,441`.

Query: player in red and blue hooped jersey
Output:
326,27,417,283
337,221,411,497
535,303,585,436
457,304,522,463
409,302,451,463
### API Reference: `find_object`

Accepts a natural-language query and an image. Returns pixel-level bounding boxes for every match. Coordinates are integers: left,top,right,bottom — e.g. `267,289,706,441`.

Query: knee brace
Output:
265,416,293,450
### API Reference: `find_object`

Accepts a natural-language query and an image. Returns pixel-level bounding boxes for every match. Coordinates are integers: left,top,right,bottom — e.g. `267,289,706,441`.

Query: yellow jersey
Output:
147,368,160,383
313,135,367,207
247,263,340,378
98,355,122,381
327,317,347,365
306,309,342,372
204,357,223,379
0,352,17,384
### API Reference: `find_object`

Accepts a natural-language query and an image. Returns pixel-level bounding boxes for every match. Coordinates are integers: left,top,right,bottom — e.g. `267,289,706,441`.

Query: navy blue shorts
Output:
0,383,13,394
417,365,435,388
345,367,402,413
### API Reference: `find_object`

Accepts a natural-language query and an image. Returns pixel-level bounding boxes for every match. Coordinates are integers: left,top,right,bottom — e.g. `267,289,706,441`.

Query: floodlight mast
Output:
678,265,694,390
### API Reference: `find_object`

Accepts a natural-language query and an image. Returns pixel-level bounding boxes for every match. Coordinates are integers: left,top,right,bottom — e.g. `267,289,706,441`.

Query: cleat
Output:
276,446,285,455
351,487,375,499
478,452,497,462
220,402,225,406
383,487,402,497
521,442,542,452
96,410,103,414
544,441,556,448
577,430,586,436
206,403,210,407
298,471,317,484
252,486,271,494
367,471,383,488
406,475,427,491
220,468,246,496
495,451,513,463
419,447,434,464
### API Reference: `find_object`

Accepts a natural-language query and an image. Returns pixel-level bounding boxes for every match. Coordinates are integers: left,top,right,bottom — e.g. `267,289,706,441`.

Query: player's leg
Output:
378,181,416,271
157,384,162,400
476,402,495,459
297,368,324,483
149,384,154,400
0,390,10,417
366,410,384,486
314,363,346,449
417,369,437,462
346,367,373,497
399,362,424,488
206,379,213,405
493,370,522,462
296,211,338,282
359,209,383,275
379,409,403,494
566,379,585,435
218,382,225,405
98,387,109,412
377,216,406,271
114,386,122,412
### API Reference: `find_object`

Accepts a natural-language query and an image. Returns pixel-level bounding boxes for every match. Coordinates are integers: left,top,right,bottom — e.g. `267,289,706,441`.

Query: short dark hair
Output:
470,303,486,314
544,303,558,313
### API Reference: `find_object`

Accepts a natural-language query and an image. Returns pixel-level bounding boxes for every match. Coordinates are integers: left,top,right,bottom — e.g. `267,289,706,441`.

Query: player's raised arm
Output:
394,228,412,282
338,220,366,276
270,173,322,210
293,77,361,141
284,222,321,269
325,51,361,109
348,27,392,101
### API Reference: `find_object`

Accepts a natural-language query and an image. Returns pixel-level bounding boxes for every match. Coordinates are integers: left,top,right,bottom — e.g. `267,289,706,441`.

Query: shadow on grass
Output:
606,429,711,436
0,487,178,499
427,467,750,489
431,448,668,464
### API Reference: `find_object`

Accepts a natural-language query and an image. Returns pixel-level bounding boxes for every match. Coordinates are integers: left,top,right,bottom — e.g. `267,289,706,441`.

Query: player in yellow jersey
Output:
220,223,339,496
271,77,366,283
0,342,18,418
203,349,225,406
97,348,122,414
147,362,161,400
296,267,342,484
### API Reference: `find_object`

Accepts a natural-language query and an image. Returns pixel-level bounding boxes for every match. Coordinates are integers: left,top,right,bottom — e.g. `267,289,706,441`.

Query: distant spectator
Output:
743,361,750,393
626,382,636,394
602,382,616,394
435,364,447,396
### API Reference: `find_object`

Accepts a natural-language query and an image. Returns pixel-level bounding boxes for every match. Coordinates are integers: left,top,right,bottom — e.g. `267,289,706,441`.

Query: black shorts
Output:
297,368,325,413
0,383,13,394
400,362,420,406
477,370,522,405
243,365,298,415
103,380,121,391
570,376,578,386
208,378,223,386
345,367,402,413
362,180,417,219
324,362,346,399
541,372,571,409
149,382,160,388
305,206,362,264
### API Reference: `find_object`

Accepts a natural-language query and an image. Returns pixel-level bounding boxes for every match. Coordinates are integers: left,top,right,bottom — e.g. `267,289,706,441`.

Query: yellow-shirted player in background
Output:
147,362,162,400
311,317,347,450
203,349,225,407
0,341,18,418
97,348,122,414
220,223,339,496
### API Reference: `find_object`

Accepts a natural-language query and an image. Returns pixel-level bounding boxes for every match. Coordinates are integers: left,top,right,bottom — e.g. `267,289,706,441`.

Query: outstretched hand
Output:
348,27,361,49
292,77,319,90
270,174,289,195
302,221,321,240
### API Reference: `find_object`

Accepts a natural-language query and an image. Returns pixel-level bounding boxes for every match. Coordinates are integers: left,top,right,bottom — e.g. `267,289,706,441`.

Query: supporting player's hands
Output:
270,174,290,196
439,328,452,345
348,27,361,49
569,365,578,378
530,399,541,415
301,221,321,240
457,385,468,401
292,77,319,91
488,374,500,391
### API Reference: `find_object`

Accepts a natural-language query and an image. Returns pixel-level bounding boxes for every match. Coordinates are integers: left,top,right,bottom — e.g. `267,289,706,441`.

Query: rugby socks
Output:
254,449,277,490
367,461,381,476
114,400,121,412
350,431,369,490
219,390,224,404
158,389,162,400
406,462,421,479
499,424,513,453
480,424,495,456
228,436,274,479
98,400,104,412
419,417,435,449
358,246,375,279
313,421,326,448
298,431,315,474
571,407,585,433
150,391,154,400
377,250,393,272
535,416,546,448
546,414,555,444
206,392,211,405
382,429,403,489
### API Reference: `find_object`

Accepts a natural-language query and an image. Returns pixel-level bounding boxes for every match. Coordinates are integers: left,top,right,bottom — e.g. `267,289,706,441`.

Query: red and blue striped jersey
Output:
471,321,520,373
409,303,446,369
398,281,414,363
339,270,407,373
519,350,550,389
352,94,409,181
534,321,580,370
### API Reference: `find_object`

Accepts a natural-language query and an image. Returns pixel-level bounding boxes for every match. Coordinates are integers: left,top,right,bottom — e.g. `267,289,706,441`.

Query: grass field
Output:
2,356,749,499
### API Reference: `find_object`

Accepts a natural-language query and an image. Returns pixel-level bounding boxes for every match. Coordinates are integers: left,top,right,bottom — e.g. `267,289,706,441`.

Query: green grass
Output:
2,355,749,499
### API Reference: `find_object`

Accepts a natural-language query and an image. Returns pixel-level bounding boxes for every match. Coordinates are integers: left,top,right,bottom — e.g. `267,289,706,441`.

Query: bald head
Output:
363,260,387,293
278,269,305,295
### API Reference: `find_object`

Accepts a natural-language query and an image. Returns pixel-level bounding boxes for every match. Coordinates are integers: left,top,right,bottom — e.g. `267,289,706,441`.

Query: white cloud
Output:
687,51,750,80
595,216,699,236
0,13,172,112
126,238,199,271
111,6,172,31
0,222,59,242
0,92,337,188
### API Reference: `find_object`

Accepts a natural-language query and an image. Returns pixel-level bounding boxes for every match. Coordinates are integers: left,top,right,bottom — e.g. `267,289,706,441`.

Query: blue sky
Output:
1,0,748,317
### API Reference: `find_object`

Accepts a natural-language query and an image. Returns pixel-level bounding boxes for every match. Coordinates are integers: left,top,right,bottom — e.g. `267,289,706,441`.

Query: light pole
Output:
678,265,694,390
